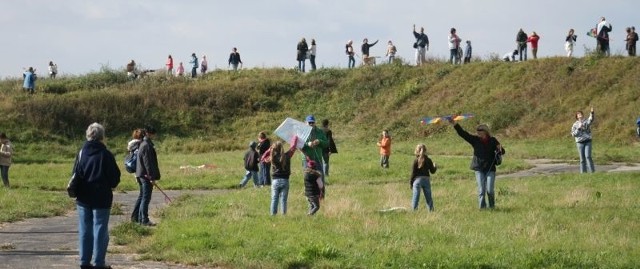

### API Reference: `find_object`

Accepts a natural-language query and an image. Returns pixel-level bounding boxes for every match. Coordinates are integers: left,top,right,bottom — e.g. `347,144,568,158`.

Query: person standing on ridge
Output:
189,53,198,78
23,67,37,94
228,47,243,71
516,28,528,61
413,24,429,66
527,31,540,59
346,40,355,68
565,29,577,57
166,55,173,75
297,38,308,72
361,38,379,66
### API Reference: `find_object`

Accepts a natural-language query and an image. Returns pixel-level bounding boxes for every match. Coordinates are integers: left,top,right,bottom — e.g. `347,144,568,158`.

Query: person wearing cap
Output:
346,40,355,68
239,141,260,188
301,115,328,181
23,67,37,94
133,126,161,226
449,119,505,209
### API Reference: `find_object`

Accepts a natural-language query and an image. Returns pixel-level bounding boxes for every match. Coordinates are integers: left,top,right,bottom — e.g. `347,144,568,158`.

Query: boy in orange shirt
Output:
376,130,391,168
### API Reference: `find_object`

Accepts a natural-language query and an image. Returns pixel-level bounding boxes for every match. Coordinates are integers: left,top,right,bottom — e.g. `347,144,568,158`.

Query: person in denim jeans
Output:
257,132,272,186
239,141,260,187
571,108,595,173
261,137,298,215
133,127,161,226
410,144,437,211
73,123,121,269
449,120,505,209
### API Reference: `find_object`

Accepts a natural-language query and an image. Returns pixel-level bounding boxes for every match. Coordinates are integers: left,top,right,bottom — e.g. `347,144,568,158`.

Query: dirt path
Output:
0,190,219,269
1,160,639,268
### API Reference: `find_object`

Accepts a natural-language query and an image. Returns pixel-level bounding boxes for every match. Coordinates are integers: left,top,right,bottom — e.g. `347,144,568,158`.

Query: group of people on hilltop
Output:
296,38,317,72
127,48,243,80
239,116,337,216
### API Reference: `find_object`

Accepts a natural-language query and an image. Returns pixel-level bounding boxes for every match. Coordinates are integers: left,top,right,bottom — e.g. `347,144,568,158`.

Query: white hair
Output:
85,122,105,141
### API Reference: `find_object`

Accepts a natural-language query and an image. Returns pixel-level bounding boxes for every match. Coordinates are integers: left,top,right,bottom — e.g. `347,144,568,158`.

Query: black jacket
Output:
321,127,338,154
244,148,259,171
136,137,161,180
454,124,505,172
304,170,322,196
74,140,121,208
361,40,378,55
409,156,437,186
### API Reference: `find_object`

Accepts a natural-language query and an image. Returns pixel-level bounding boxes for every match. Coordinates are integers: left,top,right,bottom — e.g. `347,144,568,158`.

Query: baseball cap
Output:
305,115,316,123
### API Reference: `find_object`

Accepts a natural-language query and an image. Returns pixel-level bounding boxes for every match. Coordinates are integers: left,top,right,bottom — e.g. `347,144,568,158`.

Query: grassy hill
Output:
1,56,639,151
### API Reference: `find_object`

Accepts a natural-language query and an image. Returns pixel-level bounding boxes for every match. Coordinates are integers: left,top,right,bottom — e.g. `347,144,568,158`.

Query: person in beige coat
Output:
0,133,13,188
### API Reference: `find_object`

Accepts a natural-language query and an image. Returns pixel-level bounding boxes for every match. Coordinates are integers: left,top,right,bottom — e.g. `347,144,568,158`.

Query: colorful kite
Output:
420,114,474,125
587,27,597,38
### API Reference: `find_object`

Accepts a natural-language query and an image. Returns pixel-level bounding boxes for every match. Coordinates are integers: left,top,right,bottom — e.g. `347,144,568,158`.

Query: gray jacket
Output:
571,112,594,143
136,137,161,180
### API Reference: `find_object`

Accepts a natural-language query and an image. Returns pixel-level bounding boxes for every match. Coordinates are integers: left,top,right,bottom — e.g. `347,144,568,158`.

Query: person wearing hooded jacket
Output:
449,119,505,209
133,127,160,226
73,123,120,269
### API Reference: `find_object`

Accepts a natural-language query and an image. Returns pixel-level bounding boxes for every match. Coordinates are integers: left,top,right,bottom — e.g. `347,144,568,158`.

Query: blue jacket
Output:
190,55,198,69
74,140,121,208
23,71,36,89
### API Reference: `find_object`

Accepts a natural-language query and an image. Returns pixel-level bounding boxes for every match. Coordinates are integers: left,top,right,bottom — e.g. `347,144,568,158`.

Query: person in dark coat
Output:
257,132,272,186
132,126,161,226
73,122,120,269
320,119,338,178
449,119,505,209
304,160,324,215
297,38,309,72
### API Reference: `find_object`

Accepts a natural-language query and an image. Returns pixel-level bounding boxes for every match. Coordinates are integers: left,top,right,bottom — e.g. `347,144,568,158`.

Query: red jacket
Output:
527,35,540,49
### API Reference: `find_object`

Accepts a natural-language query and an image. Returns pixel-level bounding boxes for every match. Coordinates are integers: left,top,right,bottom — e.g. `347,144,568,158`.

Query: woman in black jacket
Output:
74,123,121,269
450,120,505,209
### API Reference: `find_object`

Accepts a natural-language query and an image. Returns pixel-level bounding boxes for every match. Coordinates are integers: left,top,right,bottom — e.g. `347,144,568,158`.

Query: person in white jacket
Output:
448,28,461,64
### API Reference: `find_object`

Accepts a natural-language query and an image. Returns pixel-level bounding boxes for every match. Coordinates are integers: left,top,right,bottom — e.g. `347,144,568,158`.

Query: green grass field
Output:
2,137,639,268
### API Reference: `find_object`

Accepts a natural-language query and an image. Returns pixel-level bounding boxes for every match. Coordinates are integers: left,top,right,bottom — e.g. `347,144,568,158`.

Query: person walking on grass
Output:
48,61,58,79
304,160,324,215
0,133,13,188
410,144,437,211
571,107,595,173
133,126,160,226
23,67,36,94
257,132,272,186
228,47,243,71
260,137,298,216
239,141,260,188
449,119,505,209
377,130,391,169
301,115,328,195
565,29,577,57
73,123,121,269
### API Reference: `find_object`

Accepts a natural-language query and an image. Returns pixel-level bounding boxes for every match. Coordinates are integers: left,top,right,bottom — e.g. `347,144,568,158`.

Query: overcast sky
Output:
2,0,637,78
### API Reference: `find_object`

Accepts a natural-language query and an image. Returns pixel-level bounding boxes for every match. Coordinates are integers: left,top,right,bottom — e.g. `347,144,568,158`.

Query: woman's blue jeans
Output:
270,178,290,215
576,141,595,173
412,177,433,211
77,205,110,267
475,171,496,208
132,177,153,224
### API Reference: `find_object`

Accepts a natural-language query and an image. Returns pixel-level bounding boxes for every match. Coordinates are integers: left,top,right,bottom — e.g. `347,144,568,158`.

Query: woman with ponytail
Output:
409,144,437,211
